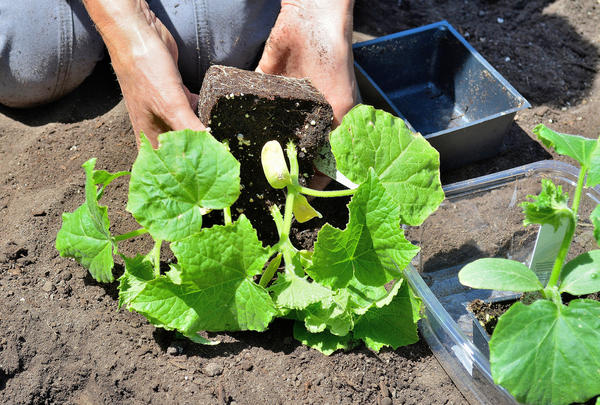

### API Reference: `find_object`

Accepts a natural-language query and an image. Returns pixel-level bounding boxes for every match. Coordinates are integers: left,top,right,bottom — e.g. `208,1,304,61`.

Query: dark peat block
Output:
198,65,333,240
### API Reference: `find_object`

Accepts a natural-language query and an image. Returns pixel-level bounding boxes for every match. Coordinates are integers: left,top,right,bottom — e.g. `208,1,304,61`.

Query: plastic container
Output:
353,21,530,169
402,160,600,405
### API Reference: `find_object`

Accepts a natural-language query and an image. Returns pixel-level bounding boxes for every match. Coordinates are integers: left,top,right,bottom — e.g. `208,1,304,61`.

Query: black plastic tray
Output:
353,21,530,169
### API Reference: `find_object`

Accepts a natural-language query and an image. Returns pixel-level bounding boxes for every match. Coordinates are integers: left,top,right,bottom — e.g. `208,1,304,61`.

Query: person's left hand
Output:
256,0,357,127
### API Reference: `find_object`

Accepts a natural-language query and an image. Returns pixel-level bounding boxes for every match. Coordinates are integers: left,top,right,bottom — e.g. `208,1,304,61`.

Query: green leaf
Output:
92,169,130,186
591,205,600,246
292,194,322,223
302,289,355,336
82,160,113,238
353,280,419,352
127,130,240,241
559,250,600,295
587,143,600,187
490,299,600,405
268,272,331,310
521,179,572,230
118,255,155,309
533,124,598,168
330,104,444,226
307,170,419,289
293,321,356,355
127,216,276,333
56,203,115,283
56,159,116,283
458,258,543,292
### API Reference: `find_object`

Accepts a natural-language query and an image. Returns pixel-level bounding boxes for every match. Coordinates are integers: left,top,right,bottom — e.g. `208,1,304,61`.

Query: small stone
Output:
381,398,393,405
166,346,179,356
497,17,504,23
42,280,55,292
240,360,253,371
204,362,223,376
504,56,511,62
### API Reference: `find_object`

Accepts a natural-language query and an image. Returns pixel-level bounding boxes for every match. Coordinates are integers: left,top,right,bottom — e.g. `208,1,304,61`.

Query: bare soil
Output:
1,1,599,404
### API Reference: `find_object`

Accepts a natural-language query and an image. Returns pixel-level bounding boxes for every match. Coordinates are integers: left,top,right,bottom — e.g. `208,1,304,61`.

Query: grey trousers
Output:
0,0,280,108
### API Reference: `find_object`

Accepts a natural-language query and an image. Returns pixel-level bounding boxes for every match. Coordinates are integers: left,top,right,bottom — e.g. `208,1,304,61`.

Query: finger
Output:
183,86,199,112
166,107,205,132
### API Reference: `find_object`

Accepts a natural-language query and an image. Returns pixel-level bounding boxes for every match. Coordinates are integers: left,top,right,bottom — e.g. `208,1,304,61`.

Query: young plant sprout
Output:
458,125,600,405
56,105,444,354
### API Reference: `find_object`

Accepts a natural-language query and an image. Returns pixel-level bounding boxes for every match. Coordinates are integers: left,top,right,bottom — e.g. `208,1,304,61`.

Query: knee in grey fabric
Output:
149,0,280,92
0,0,105,108
0,0,280,108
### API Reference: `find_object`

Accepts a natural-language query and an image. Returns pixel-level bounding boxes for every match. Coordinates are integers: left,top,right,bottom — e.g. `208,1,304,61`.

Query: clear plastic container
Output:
402,160,600,405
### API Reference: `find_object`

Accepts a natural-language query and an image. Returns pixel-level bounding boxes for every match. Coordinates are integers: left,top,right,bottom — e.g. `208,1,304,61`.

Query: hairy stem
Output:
296,185,356,198
223,207,232,225
151,239,162,277
280,190,296,243
546,166,587,288
114,228,148,241
270,205,284,237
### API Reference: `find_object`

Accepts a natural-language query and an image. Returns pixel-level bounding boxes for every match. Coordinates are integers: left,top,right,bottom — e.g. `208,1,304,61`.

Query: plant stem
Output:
286,142,299,182
151,239,162,277
223,207,232,225
270,205,284,237
114,228,148,241
546,167,587,288
280,190,296,243
296,185,356,198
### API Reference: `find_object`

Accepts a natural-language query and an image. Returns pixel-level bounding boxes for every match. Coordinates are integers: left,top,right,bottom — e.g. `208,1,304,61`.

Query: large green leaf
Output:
587,143,600,187
56,204,115,283
533,124,598,168
330,104,444,226
292,321,356,355
306,170,419,289
521,179,572,230
302,289,355,336
490,300,600,405
268,272,331,310
56,159,116,283
127,216,276,332
591,205,600,246
559,250,600,295
353,280,419,351
127,130,240,241
458,258,543,292
118,254,155,309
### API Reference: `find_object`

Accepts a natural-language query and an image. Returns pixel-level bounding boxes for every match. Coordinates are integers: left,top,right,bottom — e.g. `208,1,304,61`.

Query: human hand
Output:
256,0,357,127
83,0,204,147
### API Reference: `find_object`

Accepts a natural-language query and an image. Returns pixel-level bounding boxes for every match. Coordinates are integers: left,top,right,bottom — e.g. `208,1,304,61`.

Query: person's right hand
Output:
83,0,204,147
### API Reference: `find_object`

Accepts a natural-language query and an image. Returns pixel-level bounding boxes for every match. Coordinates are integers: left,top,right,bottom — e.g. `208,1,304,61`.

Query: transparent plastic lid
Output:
402,160,600,405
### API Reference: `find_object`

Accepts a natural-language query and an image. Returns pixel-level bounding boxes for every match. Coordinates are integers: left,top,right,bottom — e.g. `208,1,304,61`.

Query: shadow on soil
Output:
0,58,122,127
149,317,430,364
354,0,599,108
421,240,484,273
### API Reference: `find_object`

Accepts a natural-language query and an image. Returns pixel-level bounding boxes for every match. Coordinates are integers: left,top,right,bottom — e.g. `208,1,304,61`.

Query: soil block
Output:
198,65,333,241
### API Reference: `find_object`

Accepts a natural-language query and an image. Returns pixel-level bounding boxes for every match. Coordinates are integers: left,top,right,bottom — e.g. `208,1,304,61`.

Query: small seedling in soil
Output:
56,104,444,354
459,125,600,405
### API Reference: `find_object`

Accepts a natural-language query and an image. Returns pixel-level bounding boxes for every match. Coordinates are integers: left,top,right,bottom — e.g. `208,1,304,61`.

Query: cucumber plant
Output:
56,104,444,353
458,125,600,405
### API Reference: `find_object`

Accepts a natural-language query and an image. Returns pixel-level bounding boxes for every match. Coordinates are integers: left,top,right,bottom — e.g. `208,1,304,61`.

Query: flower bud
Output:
293,194,322,223
261,141,292,189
